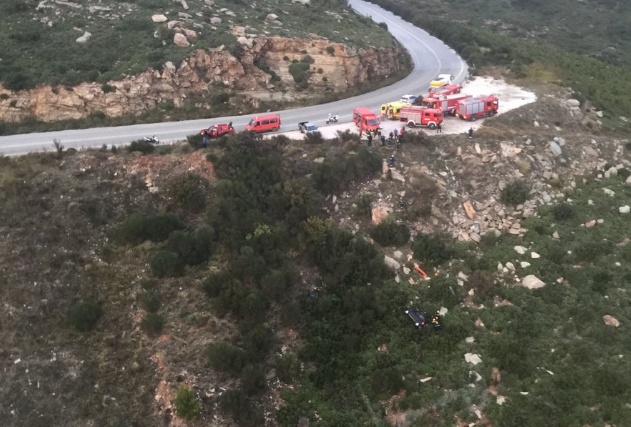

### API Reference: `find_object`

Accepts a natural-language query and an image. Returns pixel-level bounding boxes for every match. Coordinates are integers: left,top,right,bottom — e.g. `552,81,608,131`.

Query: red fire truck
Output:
353,107,380,132
399,106,444,129
422,93,472,115
456,96,499,121
428,84,462,98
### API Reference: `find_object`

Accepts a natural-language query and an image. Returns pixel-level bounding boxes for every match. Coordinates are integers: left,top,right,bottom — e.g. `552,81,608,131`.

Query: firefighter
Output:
437,123,443,134
377,127,382,138
397,134,404,151
367,133,373,147
400,126,406,137
394,128,398,138
388,131,394,143
359,129,363,139
468,127,473,139
398,196,405,209
431,311,441,334
389,154,396,168
381,135,386,146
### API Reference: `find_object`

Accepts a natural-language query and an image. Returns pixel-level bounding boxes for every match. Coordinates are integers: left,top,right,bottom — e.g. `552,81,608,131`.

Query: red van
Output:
246,114,281,133
353,107,380,132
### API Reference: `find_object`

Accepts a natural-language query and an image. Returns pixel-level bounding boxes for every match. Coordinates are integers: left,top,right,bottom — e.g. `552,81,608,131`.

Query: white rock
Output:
552,231,560,239
619,206,630,214
531,252,540,259
549,141,562,156
266,13,279,21
626,175,631,186
470,371,483,382
465,353,483,365
603,188,615,197
403,267,411,275
393,250,403,259
520,262,531,268
514,246,527,255
505,262,515,271
439,307,448,316
465,337,475,343
603,315,620,327
152,14,168,23
384,256,401,270
522,275,545,289
76,31,91,43
173,33,190,47
210,17,222,24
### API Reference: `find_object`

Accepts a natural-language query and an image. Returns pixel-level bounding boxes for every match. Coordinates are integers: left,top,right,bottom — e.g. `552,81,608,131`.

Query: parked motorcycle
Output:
144,136,160,144
326,113,339,124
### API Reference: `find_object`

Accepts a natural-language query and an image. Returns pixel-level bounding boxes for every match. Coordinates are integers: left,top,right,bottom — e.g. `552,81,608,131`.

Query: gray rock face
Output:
76,31,91,43
384,256,401,270
522,275,545,289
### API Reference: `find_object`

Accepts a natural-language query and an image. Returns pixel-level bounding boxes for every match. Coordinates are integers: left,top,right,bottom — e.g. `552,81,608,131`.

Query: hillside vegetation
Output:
0,0,392,90
368,0,631,126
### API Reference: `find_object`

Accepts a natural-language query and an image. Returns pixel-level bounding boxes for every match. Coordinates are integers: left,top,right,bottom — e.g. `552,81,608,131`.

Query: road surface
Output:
0,0,467,156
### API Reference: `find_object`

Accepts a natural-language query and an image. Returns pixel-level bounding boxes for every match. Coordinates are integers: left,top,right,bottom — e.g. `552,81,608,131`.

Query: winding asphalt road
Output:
0,0,467,156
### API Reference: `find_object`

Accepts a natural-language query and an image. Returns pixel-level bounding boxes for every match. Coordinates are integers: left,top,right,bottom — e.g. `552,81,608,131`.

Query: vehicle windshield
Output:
421,100,433,107
248,119,256,126
307,125,317,131
367,119,379,126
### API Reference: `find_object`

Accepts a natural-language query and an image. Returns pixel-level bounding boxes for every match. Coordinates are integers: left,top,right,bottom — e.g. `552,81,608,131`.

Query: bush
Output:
326,46,335,55
166,228,213,267
167,173,208,212
207,341,246,375
220,390,264,427
140,313,165,336
276,353,300,383
186,133,204,149
289,62,311,87
354,195,373,219
412,233,452,266
371,367,404,397
139,291,162,313
304,132,324,144
501,180,530,205
241,364,267,395
101,83,116,93
464,270,497,300
369,220,410,246
150,250,183,277
203,271,235,297
552,203,574,220
68,301,103,332
115,213,183,244
127,139,155,155
173,386,202,421
211,91,230,106
378,22,388,30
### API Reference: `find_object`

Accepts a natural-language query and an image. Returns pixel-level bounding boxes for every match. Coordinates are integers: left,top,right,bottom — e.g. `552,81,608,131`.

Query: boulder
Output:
390,169,405,183
566,99,581,108
620,206,631,214
603,315,620,327
584,146,599,158
292,0,311,4
152,14,168,23
182,28,198,41
463,200,476,219
626,175,631,186
210,17,222,25
384,256,401,270
522,275,545,289
167,20,182,29
549,141,562,157
76,31,92,43
173,33,190,47
464,353,482,365
531,252,540,259
266,13,279,21
514,246,527,255
520,261,531,268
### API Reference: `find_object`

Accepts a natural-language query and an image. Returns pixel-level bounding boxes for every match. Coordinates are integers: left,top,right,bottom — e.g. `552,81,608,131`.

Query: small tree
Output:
174,386,202,421
68,301,103,332
370,220,410,246
141,312,165,336
501,180,530,205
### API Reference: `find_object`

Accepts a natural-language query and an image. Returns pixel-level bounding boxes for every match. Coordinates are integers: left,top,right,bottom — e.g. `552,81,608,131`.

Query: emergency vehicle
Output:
429,74,454,88
399,106,443,129
456,95,499,121
200,123,234,138
380,101,412,120
353,107,380,132
422,93,472,115
428,84,462,97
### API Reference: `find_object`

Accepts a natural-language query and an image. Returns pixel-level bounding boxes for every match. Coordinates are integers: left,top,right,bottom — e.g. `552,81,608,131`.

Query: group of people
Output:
360,126,407,149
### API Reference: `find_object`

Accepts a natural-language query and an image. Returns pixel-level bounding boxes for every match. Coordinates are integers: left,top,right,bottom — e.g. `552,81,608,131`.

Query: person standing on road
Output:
367,133,373,147
437,123,443,134
468,127,473,139
394,128,398,138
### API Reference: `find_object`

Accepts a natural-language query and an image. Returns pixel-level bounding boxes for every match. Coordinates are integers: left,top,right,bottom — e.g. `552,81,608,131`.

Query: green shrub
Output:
166,229,213,267
464,270,497,301
304,132,324,144
167,173,208,212
501,180,530,205
289,62,311,87
187,133,204,149
369,220,410,246
241,364,267,395
150,250,183,277
127,139,155,155
371,367,404,397
115,213,183,244
354,195,373,219
207,341,246,375
68,301,103,332
101,83,116,93
243,325,273,360
139,291,162,313
326,46,335,55
412,233,452,265
552,203,575,220
220,389,264,427
211,91,230,106
203,271,235,297
378,22,388,30
173,386,202,421
276,353,300,383
140,312,165,336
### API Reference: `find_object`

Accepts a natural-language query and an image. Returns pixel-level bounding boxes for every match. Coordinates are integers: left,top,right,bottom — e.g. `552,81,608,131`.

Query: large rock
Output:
76,31,92,43
465,353,482,365
152,14,168,23
182,29,198,41
266,13,279,21
384,256,401,270
173,33,190,47
522,275,545,289
371,207,390,225
549,141,562,157
210,17,222,24
603,315,620,327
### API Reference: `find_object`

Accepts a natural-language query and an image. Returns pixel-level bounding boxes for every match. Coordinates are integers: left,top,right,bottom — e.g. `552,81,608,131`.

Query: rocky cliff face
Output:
0,37,407,123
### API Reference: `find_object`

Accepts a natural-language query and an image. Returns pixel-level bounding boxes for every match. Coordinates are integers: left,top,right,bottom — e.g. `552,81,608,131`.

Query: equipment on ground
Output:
144,136,160,144
399,106,443,129
326,113,339,124
200,123,234,138
456,95,499,121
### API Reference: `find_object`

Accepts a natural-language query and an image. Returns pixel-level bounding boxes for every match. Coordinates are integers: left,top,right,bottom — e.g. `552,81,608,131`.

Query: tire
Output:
470,115,477,122
407,121,416,128
429,123,436,130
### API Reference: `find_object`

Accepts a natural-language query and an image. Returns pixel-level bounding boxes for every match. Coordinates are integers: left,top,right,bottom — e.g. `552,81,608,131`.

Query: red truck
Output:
200,123,234,138
399,106,444,129
428,84,462,98
353,107,380,132
456,96,499,121
422,93,472,116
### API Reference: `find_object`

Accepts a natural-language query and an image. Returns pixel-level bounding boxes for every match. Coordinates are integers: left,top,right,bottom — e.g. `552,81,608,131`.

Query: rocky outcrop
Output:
0,36,407,123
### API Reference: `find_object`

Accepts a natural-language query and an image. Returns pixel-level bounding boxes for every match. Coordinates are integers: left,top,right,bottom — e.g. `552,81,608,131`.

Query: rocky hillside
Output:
2,79,631,427
0,0,404,123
